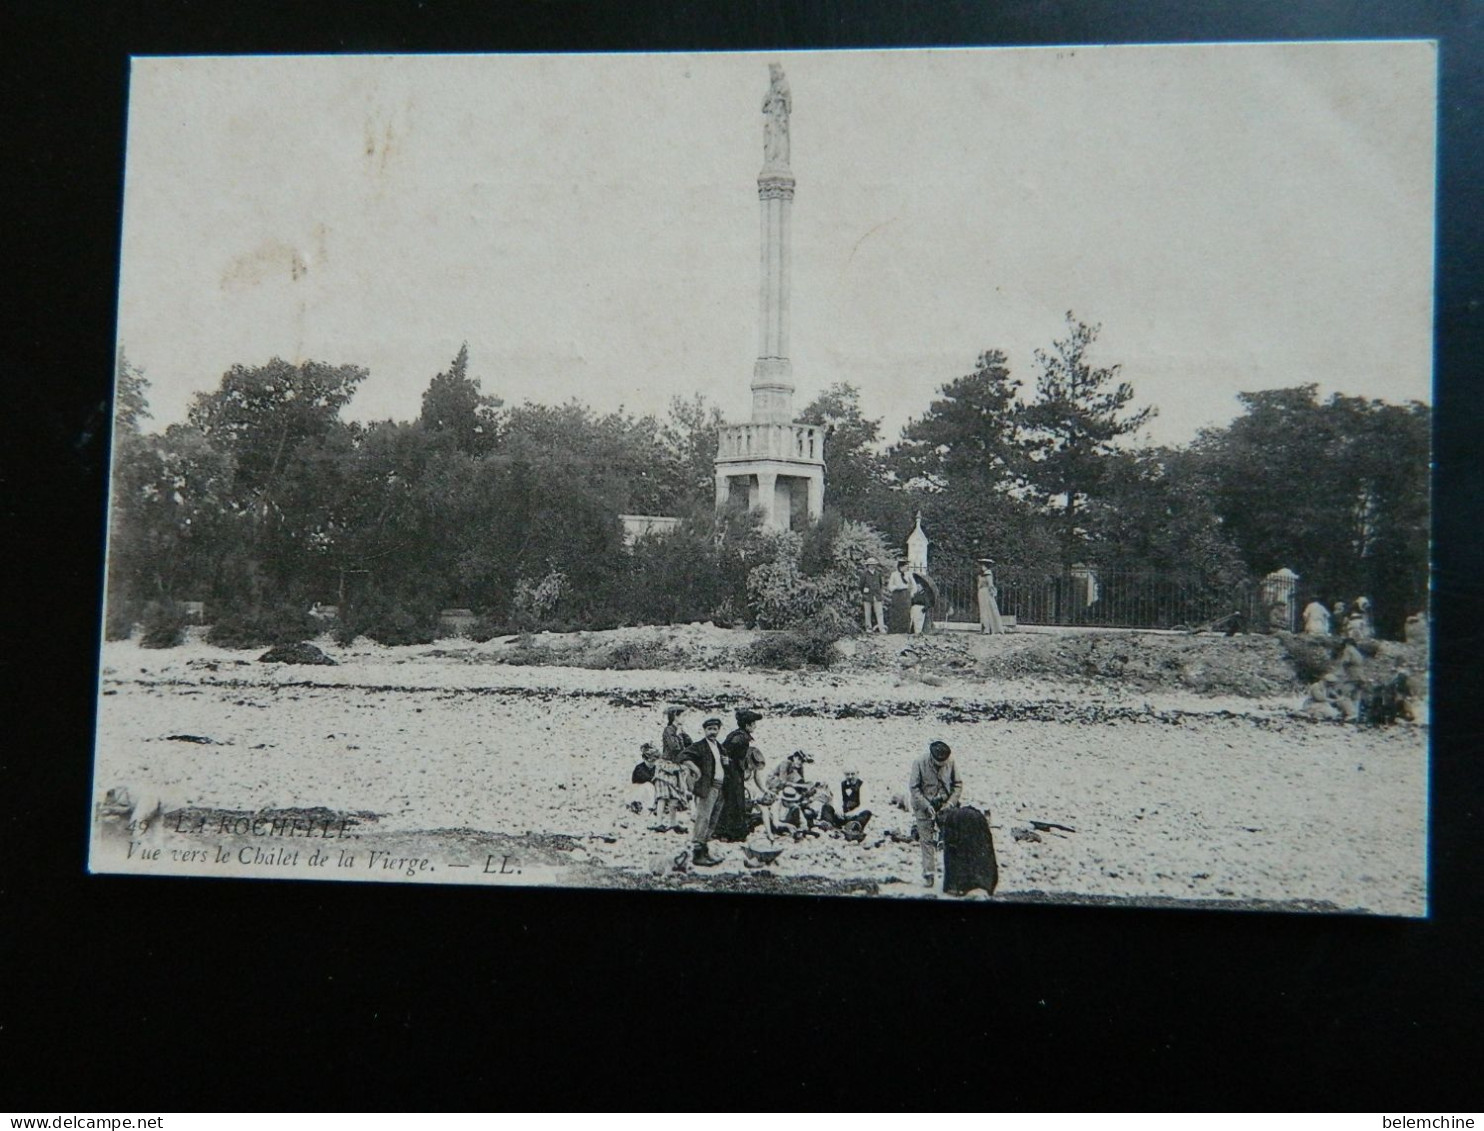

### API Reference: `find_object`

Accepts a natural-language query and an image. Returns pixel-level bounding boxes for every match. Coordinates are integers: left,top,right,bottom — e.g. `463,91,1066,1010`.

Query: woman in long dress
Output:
976,560,1006,634
714,711,760,842
886,560,915,634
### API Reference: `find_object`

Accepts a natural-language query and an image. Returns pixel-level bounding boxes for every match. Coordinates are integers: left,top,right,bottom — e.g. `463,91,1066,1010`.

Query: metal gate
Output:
931,569,1263,631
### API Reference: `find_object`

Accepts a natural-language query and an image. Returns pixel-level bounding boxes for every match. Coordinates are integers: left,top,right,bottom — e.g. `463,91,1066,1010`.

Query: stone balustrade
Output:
716,421,824,464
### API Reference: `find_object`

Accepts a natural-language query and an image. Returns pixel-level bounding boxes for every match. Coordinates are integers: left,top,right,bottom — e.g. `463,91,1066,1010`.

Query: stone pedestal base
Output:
715,458,824,531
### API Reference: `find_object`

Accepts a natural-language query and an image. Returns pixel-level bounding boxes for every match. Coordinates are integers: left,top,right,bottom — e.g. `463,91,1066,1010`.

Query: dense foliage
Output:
1185,387,1429,638
105,319,1430,642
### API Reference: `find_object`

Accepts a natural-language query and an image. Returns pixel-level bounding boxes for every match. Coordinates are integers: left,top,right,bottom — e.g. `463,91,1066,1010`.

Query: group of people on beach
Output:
1295,616,1416,729
1292,593,1418,725
1299,641,1417,726
627,706,997,893
629,707,874,867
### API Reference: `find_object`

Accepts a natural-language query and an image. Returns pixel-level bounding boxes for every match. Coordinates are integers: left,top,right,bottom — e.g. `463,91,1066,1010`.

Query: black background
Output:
5,0,1481,1110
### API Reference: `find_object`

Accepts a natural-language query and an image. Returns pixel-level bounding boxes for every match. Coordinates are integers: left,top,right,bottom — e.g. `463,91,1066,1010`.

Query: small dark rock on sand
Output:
258,642,336,665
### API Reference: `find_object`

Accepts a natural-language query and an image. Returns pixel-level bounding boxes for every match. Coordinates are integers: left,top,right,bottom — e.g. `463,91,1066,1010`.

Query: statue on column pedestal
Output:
762,63,791,167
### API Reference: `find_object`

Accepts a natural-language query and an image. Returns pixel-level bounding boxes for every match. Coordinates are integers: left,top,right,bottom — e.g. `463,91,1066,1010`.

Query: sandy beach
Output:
89,629,1428,915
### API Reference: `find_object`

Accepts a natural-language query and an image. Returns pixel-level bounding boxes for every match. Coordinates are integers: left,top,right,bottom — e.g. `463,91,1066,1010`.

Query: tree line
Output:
106,313,1429,643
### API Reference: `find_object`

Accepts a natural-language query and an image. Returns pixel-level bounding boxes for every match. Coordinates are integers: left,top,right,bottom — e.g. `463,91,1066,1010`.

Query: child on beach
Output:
650,741,690,834
625,743,660,813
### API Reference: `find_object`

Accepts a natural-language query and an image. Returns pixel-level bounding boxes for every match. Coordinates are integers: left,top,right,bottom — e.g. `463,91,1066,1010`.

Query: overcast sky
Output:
117,43,1436,448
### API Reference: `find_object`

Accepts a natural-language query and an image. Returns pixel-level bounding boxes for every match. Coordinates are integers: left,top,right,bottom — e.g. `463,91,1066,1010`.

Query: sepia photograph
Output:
91,44,1434,915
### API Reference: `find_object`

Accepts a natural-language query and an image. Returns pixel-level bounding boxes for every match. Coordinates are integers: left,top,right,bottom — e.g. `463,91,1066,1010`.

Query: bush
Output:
332,593,437,647
1278,631,1338,684
799,510,846,575
599,640,674,670
368,610,437,647
746,520,891,630
139,601,187,649
497,634,561,666
207,604,319,650
617,524,742,626
748,560,818,628
709,597,740,629
746,531,816,628
258,642,336,665
742,607,854,670
742,631,817,670
511,570,568,628
827,519,894,577
465,615,515,643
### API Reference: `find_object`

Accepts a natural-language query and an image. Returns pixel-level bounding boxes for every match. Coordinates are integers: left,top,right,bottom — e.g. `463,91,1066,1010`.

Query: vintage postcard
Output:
93,45,1434,913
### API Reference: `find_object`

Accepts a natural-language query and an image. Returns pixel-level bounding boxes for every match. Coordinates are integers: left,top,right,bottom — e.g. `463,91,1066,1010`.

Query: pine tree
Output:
1021,313,1155,564
419,343,501,455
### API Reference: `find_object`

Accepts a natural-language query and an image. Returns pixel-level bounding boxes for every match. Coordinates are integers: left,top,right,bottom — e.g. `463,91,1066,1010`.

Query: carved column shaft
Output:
756,182,793,364
752,175,796,424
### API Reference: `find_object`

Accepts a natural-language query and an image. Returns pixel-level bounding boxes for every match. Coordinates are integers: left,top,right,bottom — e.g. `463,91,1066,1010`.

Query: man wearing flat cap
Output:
908,739,962,889
681,717,727,866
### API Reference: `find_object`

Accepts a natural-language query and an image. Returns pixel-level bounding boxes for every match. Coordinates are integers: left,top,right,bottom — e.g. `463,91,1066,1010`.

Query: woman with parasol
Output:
909,568,939,634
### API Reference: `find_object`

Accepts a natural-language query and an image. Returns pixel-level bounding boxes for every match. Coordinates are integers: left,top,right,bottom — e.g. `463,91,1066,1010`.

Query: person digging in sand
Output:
908,739,962,889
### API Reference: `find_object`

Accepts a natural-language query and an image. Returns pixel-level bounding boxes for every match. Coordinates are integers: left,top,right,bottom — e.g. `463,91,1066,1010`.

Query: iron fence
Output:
929,568,1269,632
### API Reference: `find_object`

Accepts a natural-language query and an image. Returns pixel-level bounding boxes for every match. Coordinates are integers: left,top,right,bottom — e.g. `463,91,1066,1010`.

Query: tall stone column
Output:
715,64,825,530
752,64,796,426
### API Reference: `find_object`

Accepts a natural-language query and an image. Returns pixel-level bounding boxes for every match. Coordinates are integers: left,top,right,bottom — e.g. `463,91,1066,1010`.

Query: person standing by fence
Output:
1302,597,1332,635
1345,597,1375,642
887,560,915,634
1330,601,1348,636
910,569,936,634
976,559,1006,634
858,556,888,634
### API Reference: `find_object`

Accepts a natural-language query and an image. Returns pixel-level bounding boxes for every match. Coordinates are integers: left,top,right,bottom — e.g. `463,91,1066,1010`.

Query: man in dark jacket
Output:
680,717,726,866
